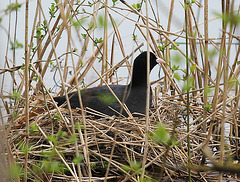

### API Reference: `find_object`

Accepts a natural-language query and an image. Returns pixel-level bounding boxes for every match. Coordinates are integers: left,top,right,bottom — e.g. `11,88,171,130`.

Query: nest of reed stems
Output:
6,91,240,181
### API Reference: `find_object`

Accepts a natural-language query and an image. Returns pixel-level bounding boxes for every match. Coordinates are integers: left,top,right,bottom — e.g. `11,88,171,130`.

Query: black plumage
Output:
53,51,162,117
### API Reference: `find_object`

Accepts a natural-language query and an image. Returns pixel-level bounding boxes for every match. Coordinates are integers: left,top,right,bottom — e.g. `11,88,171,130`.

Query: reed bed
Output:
1,0,240,181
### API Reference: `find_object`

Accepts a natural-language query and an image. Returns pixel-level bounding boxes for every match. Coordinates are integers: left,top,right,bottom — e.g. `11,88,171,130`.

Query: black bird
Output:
53,51,164,117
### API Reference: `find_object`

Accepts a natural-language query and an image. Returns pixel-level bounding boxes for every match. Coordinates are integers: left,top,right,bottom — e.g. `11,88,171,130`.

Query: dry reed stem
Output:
24,1,30,181
203,0,209,134
141,0,150,178
64,10,87,180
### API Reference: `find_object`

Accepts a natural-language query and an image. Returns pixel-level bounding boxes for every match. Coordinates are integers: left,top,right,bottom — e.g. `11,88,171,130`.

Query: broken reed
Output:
1,0,240,181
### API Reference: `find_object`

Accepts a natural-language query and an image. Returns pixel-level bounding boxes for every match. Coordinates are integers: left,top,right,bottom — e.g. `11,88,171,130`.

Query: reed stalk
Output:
24,1,29,181
184,1,191,181
203,0,209,134
141,0,150,179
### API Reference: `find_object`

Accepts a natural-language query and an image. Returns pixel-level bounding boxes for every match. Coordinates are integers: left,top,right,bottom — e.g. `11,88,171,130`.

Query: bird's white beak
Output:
156,57,165,64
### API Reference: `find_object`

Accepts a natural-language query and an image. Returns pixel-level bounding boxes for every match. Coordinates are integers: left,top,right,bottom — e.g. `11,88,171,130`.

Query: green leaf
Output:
122,161,143,174
204,86,212,95
20,143,30,155
97,93,116,105
220,12,240,26
174,73,181,81
41,20,47,32
30,123,39,131
88,23,94,30
90,163,96,168
228,77,238,88
190,64,196,73
36,28,41,36
56,25,61,30
73,20,82,29
12,112,18,119
49,161,59,172
32,45,37,53
112,0,118,5
81,33,87,39
49,3,56,17
53,114,61,122
56,131,67,138
97,56,102,62
33,75,38,82
10,40,23,50
67,133,77,144
98,15,104,28
132,34,137,41
152,123,170,145
9,164,22,180
28,123,40,135
88,1,93,7
172,65,179,71
47,135,58,145
204,102,212,112
170,42,179,50
182,76,195,92
131,161,141,172
158,45,164,52
172,53,182,64
73,155,83,164
5,3,22,13
42,160,64,173
75,121,84,131
41,148,57,159
34,25,45,39
204,48,217,59
94,37,103,46
122,165,131,172
132,3,142,11
11,90,21,101
140,177,154,182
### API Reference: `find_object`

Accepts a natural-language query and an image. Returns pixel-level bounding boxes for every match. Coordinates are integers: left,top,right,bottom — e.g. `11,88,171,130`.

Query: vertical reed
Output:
184,0,191,181
141,0,150,179
203,0,209,133
24,0,29,181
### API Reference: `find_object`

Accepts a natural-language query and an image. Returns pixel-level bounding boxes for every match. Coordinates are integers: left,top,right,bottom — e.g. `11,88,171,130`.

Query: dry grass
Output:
1,0,240,181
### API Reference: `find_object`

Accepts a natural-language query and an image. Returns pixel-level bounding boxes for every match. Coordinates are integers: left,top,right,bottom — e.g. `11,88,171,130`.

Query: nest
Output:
7,93,239,182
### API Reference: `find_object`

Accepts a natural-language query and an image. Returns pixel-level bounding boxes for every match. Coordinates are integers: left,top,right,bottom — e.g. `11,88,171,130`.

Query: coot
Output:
53,51,163,117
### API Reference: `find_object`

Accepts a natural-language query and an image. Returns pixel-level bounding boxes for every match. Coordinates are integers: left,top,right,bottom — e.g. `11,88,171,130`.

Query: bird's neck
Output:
130,70,148,88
